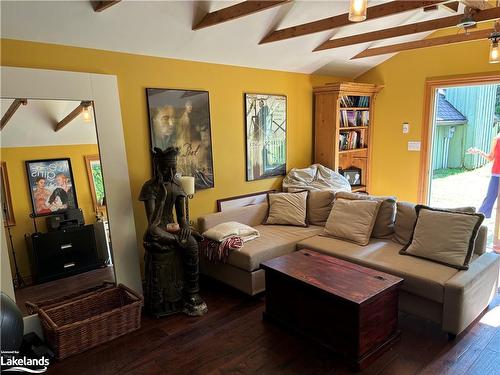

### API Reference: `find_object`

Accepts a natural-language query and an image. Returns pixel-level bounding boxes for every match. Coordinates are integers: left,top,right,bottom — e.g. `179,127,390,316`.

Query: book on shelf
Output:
339,95,370,108
339,130,363,151
339,110,370,127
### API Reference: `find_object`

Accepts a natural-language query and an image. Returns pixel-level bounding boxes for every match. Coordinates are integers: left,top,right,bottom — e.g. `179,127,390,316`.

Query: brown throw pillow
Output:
323,199,382,246
307,190,335,226
399,205,484,270
393,202,476,245
265,191,309,227
335,191,396,238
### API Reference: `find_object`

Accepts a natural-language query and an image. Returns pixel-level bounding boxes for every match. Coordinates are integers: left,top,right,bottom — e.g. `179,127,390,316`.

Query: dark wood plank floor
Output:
46,279,500,375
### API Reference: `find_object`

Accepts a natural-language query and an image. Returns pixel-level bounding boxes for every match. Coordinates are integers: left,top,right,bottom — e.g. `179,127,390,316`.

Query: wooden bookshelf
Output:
313,82,383,194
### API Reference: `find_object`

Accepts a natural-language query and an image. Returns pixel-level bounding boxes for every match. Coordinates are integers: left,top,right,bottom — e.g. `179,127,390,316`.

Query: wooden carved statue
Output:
139,147,207,317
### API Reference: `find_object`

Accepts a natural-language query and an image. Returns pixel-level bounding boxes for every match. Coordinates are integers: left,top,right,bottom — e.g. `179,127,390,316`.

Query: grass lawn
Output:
432,168,468,179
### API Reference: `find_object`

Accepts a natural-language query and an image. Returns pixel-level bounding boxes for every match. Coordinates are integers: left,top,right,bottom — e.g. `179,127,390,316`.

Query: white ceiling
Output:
1,1,463,78
0,99,98,148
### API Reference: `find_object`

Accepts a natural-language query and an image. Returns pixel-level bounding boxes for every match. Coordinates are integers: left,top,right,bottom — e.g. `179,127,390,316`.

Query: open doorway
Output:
425,82,500,250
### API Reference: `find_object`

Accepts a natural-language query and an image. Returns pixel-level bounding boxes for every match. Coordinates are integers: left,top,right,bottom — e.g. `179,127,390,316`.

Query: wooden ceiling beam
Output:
351,28,493,59
1,99,27,131
193,0,290,30
55,101,91,132
443,1,460,12
93,0,121,13
314,6,500,51
423,4,440,12
259,1,446,44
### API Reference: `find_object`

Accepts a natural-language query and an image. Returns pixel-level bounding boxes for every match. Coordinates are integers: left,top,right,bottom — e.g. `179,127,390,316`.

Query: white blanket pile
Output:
202,221,260,243
282,164,351,192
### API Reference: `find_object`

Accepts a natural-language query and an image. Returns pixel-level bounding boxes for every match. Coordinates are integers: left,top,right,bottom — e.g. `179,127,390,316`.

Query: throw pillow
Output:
399,205,484,270
335,191,396,238
393,202,476,245
323,199,382,246
265,191,309,227
307,190,335,226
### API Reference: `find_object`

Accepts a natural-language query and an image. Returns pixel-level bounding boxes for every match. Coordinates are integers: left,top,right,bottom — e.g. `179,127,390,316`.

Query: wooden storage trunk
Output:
38,283,142,359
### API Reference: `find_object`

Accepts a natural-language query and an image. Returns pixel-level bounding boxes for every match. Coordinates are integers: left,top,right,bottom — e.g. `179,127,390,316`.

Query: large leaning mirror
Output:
1,98,115,316
1,68,142,331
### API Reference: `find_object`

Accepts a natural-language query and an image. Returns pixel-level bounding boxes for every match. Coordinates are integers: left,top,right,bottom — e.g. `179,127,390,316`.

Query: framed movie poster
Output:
146,88,214,190
85,154,106,210
245,93,286,181
25,158,78,217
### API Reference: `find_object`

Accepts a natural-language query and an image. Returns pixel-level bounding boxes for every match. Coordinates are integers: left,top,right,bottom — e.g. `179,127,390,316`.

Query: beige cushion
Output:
323,199,382,246
335,191,396,238
393,202,476,245
393,202,417,245
226,224,324,271
198,203,268,233
400,206,484,270
296,236,459,303
307,190,335,226
265,191,308,227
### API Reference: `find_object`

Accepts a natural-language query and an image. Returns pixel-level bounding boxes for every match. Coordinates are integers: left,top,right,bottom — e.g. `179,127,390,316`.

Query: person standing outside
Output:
467,134,500,218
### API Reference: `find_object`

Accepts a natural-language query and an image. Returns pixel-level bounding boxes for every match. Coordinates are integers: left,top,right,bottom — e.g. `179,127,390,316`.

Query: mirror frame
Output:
0,67,142,332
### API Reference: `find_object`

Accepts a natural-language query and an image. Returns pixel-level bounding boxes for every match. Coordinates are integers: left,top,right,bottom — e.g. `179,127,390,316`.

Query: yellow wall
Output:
1,144,99,279
1,38,344,268
356,25,500,202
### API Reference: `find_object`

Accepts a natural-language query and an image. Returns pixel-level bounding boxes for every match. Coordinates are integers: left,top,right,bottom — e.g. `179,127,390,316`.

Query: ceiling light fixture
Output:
81,102,93,123
349,0,368,22
457,7,477,30
489,20,500,64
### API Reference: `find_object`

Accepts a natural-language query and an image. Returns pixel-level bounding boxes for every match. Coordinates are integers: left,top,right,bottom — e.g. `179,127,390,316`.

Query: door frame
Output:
418,72,500,204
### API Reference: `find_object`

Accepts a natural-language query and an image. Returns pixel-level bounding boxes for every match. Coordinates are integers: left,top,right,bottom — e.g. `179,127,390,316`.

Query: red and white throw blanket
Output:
200,236,243,263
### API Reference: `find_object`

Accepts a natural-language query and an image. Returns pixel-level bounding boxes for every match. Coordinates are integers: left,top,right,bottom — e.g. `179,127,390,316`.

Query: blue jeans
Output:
479,176,499,218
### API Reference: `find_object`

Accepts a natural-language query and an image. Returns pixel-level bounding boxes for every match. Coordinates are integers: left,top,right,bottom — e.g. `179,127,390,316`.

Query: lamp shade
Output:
489,41,500,64
349,0,367,22
179,176,195,196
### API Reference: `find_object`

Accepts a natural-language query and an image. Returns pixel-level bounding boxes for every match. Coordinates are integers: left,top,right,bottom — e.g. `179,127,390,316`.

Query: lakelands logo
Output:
1,351,49,373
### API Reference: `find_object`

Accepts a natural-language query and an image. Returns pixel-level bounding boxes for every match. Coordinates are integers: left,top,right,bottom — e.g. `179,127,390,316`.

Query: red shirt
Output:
492,139,500,176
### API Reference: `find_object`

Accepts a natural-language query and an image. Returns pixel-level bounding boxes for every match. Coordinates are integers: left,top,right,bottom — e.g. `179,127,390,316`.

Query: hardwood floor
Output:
46,279,500,375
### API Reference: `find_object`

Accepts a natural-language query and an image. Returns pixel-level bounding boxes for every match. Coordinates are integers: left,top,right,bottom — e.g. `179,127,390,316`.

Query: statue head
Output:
152,147,179,183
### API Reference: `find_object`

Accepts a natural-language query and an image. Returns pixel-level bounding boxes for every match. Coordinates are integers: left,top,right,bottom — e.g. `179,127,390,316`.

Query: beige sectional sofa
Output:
198,200,500,336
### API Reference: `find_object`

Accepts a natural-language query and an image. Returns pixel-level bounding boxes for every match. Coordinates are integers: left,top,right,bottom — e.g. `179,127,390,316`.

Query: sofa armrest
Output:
442,252,500,335
197,203,268,233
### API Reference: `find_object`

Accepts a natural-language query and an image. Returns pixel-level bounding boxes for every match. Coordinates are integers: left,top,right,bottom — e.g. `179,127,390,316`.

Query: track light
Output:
488,20,500,64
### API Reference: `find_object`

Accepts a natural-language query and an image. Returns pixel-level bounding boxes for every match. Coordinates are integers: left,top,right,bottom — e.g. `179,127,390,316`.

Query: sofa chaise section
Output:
198,203,323,295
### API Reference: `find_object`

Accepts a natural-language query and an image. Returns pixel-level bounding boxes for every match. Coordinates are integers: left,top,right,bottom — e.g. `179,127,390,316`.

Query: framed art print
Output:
245,93,286,181
216,190,276,212
85,154,106,210
25,158,78,217
341,167,362,186
146,88,214,190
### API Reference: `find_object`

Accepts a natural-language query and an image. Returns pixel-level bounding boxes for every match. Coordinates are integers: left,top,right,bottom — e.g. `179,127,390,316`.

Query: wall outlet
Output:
408,141,421,151
402,123,409,134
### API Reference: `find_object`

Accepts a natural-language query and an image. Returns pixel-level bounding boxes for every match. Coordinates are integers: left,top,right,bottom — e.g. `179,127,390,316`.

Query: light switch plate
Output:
402,123,409,134
408,141,421,151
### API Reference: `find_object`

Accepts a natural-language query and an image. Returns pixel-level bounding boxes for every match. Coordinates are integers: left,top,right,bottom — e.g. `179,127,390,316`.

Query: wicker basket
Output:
38,283,143,360
26,281,115,315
